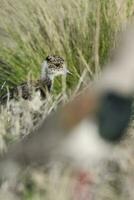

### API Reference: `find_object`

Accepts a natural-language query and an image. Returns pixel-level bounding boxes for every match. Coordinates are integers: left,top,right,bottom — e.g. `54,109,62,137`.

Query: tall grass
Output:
0,0,134,92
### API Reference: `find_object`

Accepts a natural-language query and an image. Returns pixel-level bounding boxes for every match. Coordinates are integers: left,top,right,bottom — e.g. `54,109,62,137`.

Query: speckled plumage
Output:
0,78,52,102
46,55,64,66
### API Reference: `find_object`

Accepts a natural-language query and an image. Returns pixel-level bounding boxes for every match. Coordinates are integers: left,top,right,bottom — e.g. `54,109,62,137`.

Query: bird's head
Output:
41,55,70,80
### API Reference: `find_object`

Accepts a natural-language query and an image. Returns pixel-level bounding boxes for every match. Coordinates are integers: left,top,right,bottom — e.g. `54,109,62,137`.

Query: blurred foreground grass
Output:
0,0,134,199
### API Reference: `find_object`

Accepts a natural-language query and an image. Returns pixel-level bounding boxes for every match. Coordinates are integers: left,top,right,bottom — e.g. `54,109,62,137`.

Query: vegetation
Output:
0,0,134,199
0,0,134,91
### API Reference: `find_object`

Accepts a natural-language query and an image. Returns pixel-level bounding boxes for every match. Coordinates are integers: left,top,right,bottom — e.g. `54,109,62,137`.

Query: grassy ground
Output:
0,0,134,199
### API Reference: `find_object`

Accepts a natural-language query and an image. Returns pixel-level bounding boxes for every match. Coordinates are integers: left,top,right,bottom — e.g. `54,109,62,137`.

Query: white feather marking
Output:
41,60,48,79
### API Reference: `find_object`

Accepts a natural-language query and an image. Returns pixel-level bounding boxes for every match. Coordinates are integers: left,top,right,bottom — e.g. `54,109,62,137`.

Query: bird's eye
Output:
46,56,53,62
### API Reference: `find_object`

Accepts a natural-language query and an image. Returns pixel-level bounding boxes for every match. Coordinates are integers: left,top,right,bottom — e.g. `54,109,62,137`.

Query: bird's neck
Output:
41,76,52,92
41,61,47,80
41,61,55,81
41,61,56,92
41,73,55,89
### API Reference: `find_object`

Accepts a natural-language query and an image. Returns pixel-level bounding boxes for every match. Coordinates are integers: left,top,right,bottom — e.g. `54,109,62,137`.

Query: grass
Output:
0,0,134,199
0,0,133,91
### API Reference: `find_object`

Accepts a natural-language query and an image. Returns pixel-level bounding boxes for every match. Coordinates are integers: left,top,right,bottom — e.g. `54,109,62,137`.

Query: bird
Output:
0,55,69,103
